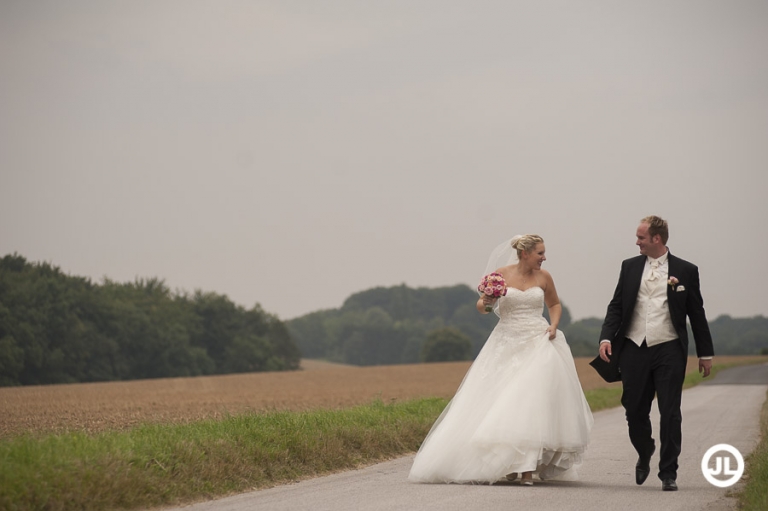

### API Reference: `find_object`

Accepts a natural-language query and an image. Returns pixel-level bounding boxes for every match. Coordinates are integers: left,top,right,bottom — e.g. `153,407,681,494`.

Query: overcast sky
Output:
1,1,766,324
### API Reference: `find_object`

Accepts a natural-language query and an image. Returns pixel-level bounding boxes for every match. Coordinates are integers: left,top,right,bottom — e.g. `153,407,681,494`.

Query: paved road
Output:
165,364,768,511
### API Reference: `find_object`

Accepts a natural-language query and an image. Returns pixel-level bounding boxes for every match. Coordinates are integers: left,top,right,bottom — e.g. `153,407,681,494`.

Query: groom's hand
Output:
599,341,612,362
699,358,712,377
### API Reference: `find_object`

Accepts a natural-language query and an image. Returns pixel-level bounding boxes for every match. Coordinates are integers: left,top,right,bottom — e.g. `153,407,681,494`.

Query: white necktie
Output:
647,259,660,281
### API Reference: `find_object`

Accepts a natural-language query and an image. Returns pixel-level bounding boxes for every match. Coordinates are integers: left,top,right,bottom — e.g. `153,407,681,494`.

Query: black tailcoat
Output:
599,252,714,362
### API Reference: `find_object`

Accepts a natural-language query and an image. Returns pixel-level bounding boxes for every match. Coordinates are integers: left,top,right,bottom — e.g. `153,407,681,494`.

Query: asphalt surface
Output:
163,363,768,511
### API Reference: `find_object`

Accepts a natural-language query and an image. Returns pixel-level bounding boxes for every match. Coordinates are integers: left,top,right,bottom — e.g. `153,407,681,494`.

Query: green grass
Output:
737,389,768,510
0,360,763,511
583,386,622,411
0,399,447,511
683,363,729,389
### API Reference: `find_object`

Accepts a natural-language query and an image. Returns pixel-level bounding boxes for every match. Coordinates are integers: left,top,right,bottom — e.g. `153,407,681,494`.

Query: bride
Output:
408,234,593,486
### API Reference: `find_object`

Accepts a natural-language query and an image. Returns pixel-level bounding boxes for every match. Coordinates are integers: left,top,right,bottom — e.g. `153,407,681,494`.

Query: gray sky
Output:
1,1,767,324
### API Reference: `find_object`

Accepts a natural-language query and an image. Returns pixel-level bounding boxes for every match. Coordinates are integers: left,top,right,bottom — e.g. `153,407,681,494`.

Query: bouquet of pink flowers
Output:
478,272,507,312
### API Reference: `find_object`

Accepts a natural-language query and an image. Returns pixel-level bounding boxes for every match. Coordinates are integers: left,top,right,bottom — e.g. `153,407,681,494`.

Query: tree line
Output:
287,284,495,366
0,254,300,386
287,283,574,365
2,252,764,386
288,283,768,364
560,313,768,357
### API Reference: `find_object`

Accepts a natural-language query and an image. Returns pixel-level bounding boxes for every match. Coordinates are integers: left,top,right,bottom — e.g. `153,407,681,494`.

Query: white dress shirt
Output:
625,250,678,347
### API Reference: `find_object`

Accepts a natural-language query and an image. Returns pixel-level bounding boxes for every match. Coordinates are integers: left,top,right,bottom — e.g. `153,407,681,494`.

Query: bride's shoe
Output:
505,472,518,482
520,472,533,486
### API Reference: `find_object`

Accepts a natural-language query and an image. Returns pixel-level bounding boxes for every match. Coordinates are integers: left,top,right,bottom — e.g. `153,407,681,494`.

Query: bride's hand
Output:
546,325,557,340
482,296,497,307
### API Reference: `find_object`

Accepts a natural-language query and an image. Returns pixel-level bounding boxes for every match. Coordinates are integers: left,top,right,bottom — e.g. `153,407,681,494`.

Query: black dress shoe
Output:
662,479,678,491
635,445,655,485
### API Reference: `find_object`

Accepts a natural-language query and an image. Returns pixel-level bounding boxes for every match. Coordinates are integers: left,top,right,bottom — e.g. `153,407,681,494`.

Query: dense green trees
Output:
421,327,473,362
288,284,503,366
289,283,767,365
560,314,768,357
560,318,604,357
0,254,300,386
288,284,498,366
287,284,607,365
704,315,768,355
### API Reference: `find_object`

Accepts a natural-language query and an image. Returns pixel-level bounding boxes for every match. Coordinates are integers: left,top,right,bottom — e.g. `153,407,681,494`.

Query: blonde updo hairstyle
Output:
511,234,544,259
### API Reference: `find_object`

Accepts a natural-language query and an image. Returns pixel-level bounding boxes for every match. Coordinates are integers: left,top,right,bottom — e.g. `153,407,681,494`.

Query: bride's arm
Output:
542,270,561,339
546,303,562,336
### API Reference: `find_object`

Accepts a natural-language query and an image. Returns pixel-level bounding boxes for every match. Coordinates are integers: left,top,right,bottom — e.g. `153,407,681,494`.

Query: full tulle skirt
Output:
408,319,593,484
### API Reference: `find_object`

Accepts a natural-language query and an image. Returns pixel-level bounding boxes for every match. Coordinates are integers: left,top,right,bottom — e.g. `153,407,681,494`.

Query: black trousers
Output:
619,338,687,481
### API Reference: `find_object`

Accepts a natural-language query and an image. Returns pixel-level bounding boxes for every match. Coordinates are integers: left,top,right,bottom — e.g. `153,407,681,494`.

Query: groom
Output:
598,215,714,491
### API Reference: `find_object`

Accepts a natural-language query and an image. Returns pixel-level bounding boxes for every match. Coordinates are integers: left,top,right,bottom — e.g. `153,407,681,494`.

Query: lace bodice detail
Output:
491,287,549,343
498,287,546,322
475,286,552,379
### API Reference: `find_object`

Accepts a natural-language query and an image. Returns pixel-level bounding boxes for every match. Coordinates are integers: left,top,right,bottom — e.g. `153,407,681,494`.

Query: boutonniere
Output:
668,276,679,290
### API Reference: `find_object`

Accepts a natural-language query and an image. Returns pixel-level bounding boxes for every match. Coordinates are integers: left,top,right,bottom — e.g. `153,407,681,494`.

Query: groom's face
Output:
636,223,662,257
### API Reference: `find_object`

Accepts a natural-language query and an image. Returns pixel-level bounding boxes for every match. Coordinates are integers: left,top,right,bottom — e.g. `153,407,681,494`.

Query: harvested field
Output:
1,356,764,438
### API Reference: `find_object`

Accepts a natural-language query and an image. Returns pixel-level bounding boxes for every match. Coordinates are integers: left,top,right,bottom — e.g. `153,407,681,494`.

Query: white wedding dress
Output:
408,286,594,483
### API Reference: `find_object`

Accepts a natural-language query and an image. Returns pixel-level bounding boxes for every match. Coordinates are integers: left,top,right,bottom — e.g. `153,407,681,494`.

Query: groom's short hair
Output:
641,215,669,244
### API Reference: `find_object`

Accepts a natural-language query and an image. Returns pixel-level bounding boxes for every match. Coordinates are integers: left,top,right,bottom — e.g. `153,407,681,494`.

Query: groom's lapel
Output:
666,252,679,303
626,256,645,304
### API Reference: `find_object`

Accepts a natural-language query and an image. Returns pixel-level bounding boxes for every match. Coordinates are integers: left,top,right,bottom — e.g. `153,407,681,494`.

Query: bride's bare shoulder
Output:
536,268,556,286
496,265,516,280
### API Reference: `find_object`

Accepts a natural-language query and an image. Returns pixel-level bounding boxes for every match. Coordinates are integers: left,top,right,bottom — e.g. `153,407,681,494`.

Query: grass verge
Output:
737,389,768,510
0,399,447,511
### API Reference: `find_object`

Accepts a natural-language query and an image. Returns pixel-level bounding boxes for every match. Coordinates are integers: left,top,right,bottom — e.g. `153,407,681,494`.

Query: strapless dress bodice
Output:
497,287,546,326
